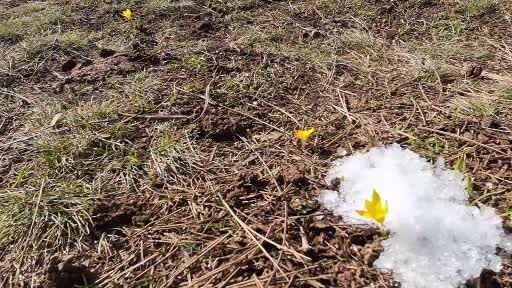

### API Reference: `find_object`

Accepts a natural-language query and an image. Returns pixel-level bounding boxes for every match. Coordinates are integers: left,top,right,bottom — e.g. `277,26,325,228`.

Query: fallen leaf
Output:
50,113,63,127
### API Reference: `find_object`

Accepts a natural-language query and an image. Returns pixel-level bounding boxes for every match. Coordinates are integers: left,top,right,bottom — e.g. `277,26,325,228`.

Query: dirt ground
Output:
0,0,511,287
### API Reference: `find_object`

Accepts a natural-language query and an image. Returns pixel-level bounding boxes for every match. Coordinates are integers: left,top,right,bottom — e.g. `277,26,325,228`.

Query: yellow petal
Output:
364,199,373,211
356,189,388,226
294,128,315,142
372,189,381,204
356,210,370,218
122,9,132,20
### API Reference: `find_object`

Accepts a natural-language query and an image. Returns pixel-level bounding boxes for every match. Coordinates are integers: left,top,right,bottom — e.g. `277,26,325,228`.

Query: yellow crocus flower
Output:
122,8,133,20
356,189,388,225
294,128,315,143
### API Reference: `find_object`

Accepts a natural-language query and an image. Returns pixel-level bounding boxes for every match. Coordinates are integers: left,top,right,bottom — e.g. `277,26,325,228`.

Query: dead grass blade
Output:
165,232,231,284
418,127,509,157
218,193,289,281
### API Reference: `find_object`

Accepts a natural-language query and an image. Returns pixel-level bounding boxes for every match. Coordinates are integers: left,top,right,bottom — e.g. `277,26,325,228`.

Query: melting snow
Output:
319,144,511,288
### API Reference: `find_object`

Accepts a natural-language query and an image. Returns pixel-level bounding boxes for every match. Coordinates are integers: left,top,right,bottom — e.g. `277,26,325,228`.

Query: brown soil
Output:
1,0,511,287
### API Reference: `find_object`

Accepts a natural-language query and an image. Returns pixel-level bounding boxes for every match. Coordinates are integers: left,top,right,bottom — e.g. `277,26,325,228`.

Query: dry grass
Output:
0,0,511,287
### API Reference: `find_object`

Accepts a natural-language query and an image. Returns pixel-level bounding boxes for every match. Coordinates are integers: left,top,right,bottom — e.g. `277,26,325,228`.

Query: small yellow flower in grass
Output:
356,189,388,225
294,128,315,143
121,8,133,20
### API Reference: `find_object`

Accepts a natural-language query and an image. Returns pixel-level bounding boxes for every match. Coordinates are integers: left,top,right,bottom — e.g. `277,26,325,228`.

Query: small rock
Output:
336,148,348,157
480,116,499,129
278,165,302,184
253,131,282,142
464,63,483,78
310,220,332,230
328,177,343,191
463,131,474,140
477,133,489,142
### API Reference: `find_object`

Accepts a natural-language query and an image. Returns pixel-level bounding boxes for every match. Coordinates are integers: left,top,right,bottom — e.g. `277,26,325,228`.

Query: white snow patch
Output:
318,144,511,288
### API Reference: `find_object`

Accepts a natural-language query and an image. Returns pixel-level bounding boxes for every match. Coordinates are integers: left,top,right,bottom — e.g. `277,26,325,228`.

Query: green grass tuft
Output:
149,124,197,183
464,0,499,17
37,137,75,169
109,123,138,141
109,71,164,112
0,178,96,247
63,100,119,130
144,0,194,14
0,3,70,42
497,85,512,100
408,136,445,156
468,100,498,117
432,17,475,39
